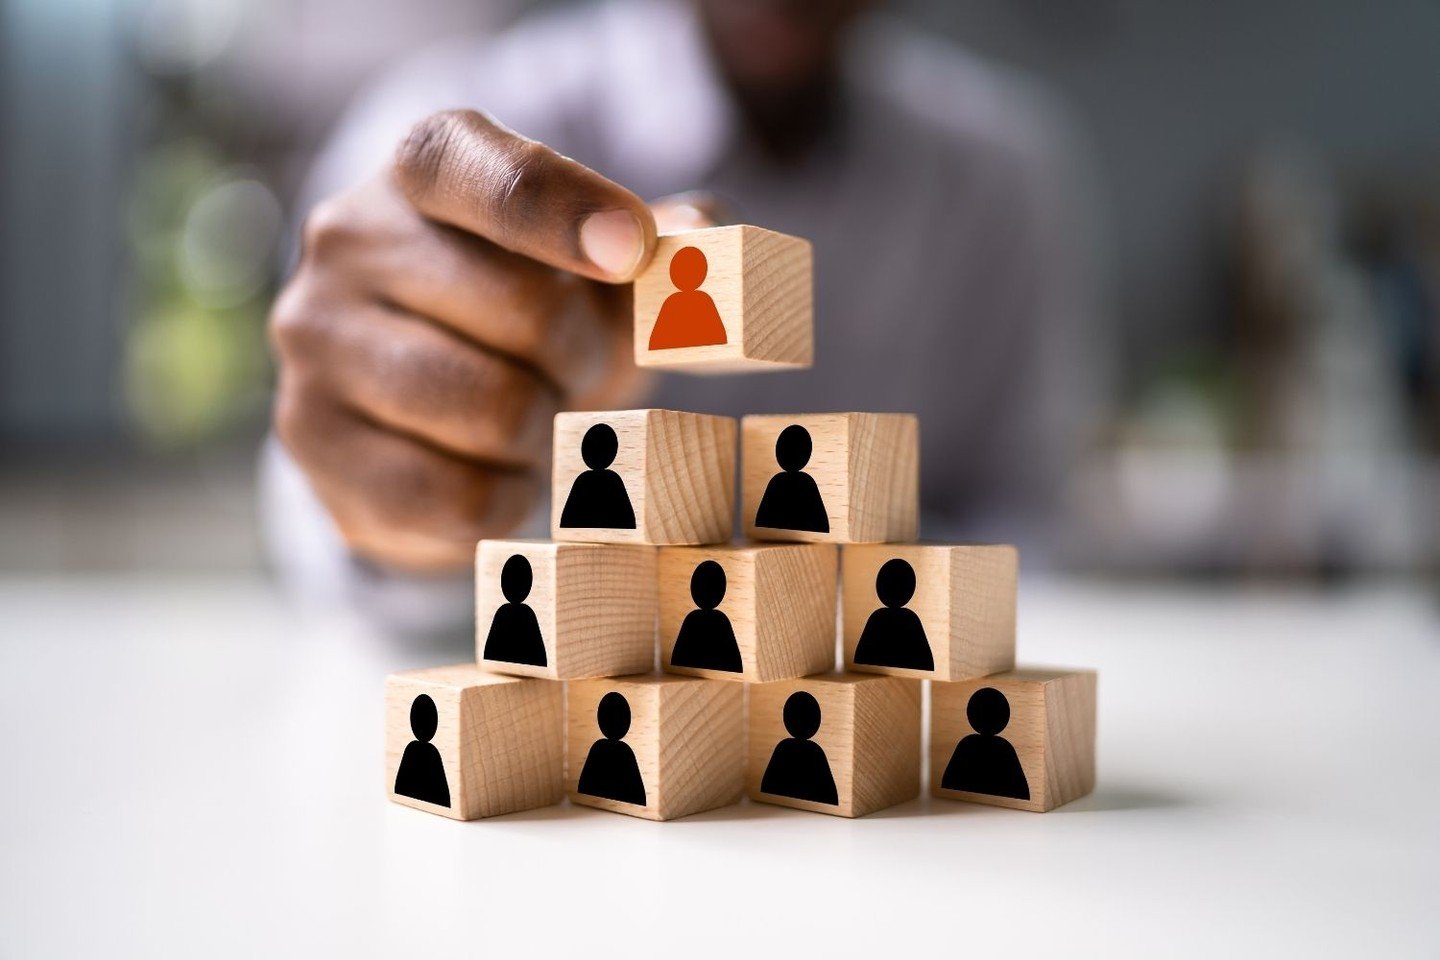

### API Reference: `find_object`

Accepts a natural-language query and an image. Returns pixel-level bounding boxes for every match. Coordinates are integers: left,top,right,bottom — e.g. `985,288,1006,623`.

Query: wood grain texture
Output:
742,413,919,543
384,664,564,820
658,543,837,682
551,409,736,545
634,225,813,373
930,668,1097,812
567,675,745,821
475,539,656,680
841,543,1017,681
747,672,921,818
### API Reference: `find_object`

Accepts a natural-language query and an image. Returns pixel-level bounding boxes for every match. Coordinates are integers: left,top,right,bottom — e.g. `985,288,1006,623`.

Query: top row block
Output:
552,410,918,545
634,225,812,374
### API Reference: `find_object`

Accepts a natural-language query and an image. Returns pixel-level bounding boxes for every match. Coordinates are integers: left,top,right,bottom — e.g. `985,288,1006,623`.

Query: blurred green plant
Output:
123,136,279,447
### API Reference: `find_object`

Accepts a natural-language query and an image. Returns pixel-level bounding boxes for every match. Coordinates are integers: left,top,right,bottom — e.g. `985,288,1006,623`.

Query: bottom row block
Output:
385,665,1096,821
385,665,564,821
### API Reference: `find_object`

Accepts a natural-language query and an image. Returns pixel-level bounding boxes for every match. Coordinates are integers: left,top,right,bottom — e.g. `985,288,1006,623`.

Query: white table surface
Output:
2,574,1437,958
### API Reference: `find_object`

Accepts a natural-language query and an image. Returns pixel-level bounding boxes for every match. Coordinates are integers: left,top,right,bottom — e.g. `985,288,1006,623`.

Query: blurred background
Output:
2,0,1438,585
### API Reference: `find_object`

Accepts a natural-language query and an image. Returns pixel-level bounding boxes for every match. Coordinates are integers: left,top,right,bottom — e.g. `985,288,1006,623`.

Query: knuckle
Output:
267,283,327,361
299,196,357,260
485,139,553,236
393,109,476,200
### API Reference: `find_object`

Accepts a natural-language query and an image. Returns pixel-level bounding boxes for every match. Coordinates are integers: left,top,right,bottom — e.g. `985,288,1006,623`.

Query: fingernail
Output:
580,210,645,279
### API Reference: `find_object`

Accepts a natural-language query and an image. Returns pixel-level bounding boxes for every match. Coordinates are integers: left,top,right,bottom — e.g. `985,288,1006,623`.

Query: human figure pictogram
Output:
648,246,727,350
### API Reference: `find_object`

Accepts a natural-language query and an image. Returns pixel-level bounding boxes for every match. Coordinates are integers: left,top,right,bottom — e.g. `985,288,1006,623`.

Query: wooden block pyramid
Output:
385,225,1099,821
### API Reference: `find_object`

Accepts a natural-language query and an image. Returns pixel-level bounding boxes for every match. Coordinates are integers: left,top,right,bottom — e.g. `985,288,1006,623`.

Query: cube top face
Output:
842,543,1017,682
634,225,813,373
747,673,921,818
658,543,838,682
741,413,918,543
930,669,1097,813
385,666,564,820
552,409,736,545
475,539,657,680
567,676,744,821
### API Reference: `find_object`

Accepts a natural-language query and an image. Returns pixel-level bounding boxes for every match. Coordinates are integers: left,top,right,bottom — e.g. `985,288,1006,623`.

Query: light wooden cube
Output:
841,543,1017,681
931,668,1097,812
633,225,812,373
475,539,656,679
385,664,563,820
742,413,918,543
659,543,837,682
747,673,921,818
552,409,736,545
567,675,745,821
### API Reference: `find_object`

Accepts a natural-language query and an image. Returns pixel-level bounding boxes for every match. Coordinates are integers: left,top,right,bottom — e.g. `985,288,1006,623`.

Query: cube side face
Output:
947,546,1018,681
476,540,560,679
747,678,858,817
552,410,650,544
742,414,852,542
386,675,466,819
659,546,759,681
1042,671,1097,810
930,675,1050,812
552,545,657,678
643,410,736,544
752,544,838,681
845,414,919,543
567,679,664,820
457,678,565,818
841,544,950,680
849,677,923,817
633,226,812,373
653,680,745,820
737,227,812,367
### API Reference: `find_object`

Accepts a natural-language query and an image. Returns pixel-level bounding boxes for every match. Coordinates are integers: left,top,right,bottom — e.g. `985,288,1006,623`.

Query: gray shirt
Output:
262,0,1103,633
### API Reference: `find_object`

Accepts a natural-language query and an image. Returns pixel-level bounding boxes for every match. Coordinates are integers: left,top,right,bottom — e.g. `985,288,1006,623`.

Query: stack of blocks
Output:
386,224,1098,821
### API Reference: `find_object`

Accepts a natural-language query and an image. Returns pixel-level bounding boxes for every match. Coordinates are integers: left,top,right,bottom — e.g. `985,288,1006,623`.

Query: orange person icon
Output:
648,246,728,350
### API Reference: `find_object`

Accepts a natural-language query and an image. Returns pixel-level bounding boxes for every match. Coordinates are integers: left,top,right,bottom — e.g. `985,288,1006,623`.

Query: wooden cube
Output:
552,409,736,545
659,543,837,682
633,225,812,373
566,675,744,821
931,668,1097,812
747,673,920,818
385,664,563,820
475,539,656,679
842,543,1017,681
742,413,918,543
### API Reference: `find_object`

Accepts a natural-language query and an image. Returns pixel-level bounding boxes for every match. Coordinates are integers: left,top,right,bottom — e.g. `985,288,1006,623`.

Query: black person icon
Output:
940,687,1030,800
393,694,451,807
760,691,839,805
852,558,934,671
559,423,636,529
754,424,829,533
576,692,647,805
669,560,742,673
482,554,546,667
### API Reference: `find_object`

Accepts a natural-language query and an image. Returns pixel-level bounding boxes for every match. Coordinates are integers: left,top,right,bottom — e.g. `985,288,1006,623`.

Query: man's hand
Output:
270,110,697,571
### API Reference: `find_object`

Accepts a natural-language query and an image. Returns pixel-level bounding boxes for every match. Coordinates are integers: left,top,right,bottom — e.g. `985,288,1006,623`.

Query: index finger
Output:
392,109,656,283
